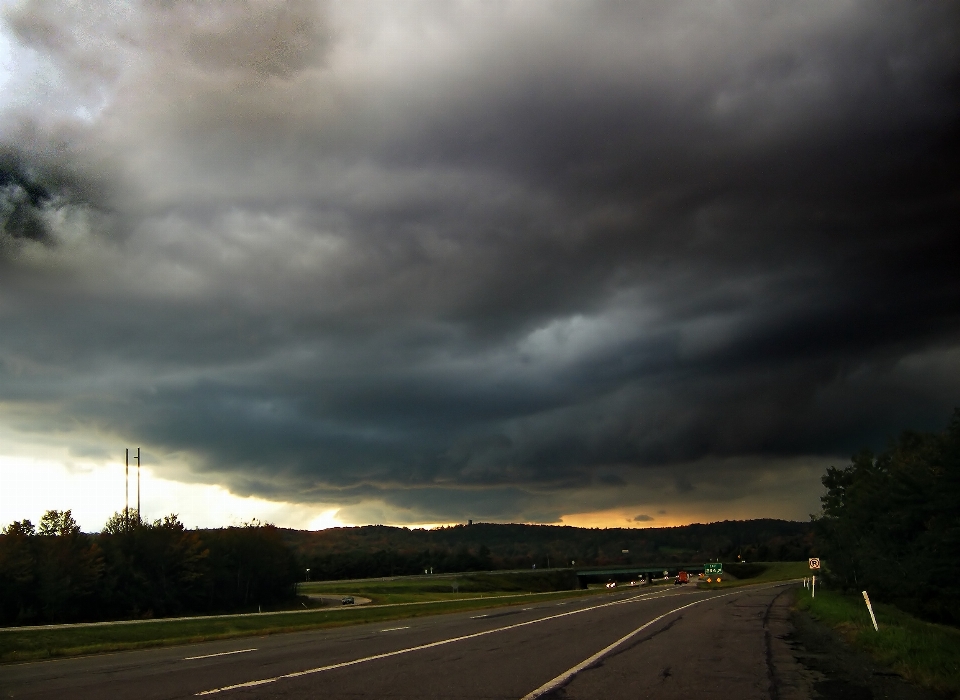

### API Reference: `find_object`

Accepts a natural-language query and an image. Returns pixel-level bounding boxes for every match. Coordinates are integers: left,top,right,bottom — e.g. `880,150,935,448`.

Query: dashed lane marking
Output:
183,649,257,661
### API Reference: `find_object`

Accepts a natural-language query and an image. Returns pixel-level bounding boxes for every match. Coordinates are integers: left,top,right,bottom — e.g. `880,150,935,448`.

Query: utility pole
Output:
136,447,141,523
125,447,141,529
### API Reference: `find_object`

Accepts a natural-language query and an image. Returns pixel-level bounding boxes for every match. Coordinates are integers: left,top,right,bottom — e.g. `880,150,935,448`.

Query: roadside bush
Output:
814,410,960,625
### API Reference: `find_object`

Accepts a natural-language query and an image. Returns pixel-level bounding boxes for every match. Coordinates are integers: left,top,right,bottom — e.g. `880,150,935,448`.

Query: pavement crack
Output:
764,588,790,700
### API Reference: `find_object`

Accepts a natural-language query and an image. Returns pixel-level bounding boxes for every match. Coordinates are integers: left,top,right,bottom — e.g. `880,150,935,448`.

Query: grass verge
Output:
795,588,960,697
298,570,580,604
0,587,606,664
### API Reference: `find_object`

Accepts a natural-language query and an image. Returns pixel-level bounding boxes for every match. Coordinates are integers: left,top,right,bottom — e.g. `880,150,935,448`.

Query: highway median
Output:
0,587,608,663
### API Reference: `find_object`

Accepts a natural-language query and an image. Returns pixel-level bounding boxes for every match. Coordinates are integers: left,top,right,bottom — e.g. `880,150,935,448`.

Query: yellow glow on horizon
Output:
559,503,772,530
306,508,349,530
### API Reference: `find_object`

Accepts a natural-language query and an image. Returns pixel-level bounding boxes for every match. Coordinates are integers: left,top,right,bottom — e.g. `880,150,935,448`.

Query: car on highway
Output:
341,596,355,605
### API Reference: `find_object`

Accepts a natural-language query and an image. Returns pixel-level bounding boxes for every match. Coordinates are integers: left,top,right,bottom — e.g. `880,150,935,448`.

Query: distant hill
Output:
282,519,813,581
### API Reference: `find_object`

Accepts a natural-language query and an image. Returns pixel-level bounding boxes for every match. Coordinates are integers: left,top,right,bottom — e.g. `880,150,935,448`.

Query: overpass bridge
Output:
574,564,708,586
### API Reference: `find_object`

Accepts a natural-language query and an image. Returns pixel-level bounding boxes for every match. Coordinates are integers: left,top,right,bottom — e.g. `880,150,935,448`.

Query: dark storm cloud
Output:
0,148,106,250
0,0,958,523
0,160,52,245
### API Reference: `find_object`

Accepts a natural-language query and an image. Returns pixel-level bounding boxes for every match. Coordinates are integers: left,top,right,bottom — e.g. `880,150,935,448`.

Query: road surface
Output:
1,582,808,699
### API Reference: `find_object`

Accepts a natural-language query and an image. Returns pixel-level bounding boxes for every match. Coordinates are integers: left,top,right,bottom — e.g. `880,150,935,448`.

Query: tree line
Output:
815,409,960,625
0,510,299,626
287,518,815,581
1,510,814,625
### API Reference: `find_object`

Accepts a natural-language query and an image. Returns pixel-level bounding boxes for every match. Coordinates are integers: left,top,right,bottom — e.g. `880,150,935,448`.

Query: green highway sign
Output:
704,563,723,575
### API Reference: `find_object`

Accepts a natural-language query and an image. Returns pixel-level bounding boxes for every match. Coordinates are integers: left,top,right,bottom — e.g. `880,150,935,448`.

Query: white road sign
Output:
809,558,821,570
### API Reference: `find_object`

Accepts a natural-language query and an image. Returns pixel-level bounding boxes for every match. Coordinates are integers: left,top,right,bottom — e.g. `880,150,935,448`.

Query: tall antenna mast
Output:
136,447,141,523
125,448,129,530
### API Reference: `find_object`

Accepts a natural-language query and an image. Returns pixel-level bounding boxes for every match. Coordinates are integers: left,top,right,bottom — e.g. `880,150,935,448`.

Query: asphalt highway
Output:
1,582,801,700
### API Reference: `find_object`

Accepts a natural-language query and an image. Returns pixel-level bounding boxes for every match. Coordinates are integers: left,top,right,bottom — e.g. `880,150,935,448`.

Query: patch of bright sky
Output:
0,4,108,127
518,309,643,368
0,10,12,103
0,453,349,533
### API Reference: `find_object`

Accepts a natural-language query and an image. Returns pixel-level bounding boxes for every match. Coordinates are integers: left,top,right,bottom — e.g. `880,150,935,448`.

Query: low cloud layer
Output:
1,0,957,525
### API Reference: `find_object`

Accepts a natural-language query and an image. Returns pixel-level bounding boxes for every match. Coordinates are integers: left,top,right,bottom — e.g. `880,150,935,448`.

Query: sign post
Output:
704,562,722,581
808,558,820,598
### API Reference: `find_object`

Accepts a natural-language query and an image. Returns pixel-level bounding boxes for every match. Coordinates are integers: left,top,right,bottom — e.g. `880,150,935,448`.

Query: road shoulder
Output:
775,593,940,700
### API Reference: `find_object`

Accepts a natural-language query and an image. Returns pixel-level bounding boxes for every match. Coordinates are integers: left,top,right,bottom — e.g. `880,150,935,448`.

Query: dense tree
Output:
34,510,104,622
815,410,960,624
97,512,209,618
0,519,38,623
0,512,298,625
202,523,300,610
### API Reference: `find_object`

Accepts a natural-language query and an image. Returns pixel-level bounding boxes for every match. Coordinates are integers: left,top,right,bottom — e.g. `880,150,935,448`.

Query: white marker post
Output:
808,558,821,598
862,591,879,631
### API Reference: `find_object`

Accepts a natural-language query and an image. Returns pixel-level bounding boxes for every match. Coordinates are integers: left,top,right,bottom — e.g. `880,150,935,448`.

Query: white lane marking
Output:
470,614,488,619
183,649,257,661
519,590,744,699
195,588,689,695
380,626,410,632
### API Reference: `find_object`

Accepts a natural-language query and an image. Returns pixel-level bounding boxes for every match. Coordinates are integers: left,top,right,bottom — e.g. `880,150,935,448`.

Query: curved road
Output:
1,582,804,699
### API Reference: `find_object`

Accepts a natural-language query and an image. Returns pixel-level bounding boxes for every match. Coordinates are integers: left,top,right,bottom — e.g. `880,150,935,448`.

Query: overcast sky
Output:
1,0,957,532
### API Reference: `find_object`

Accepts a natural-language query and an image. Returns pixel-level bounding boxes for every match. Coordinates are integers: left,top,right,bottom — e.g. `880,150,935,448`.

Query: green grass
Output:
0,585,605,664
696,560,810,589
795,588,960,696
298,570,580,604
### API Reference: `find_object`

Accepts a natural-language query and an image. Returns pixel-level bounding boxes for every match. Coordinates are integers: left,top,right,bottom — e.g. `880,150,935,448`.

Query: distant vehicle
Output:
674,571,689,585
605,581,617,588
341,596,355,605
